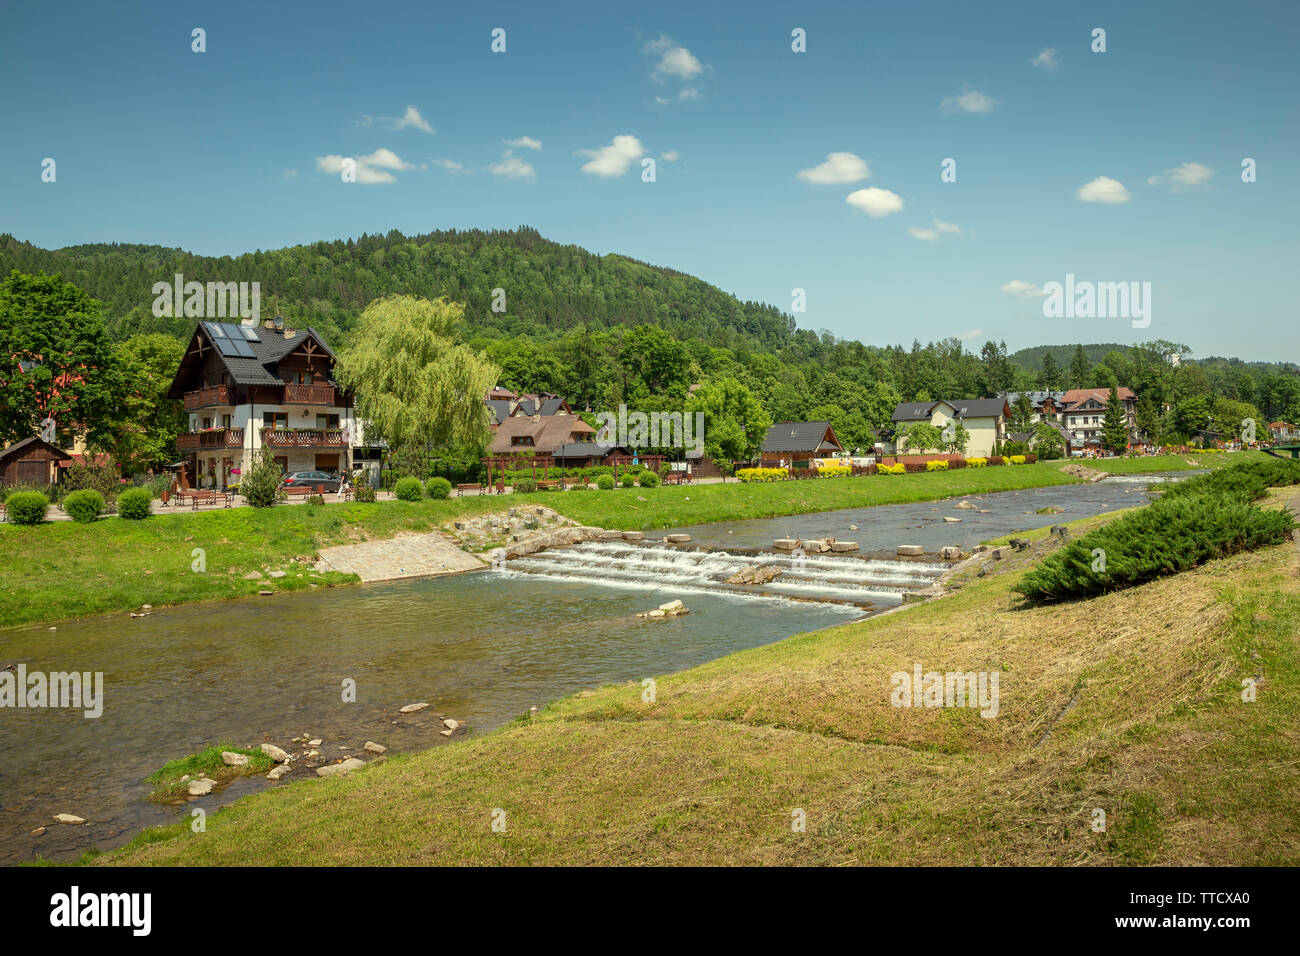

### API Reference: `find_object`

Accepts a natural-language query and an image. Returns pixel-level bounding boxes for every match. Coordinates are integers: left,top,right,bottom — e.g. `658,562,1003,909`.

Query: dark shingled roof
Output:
553,442,629,459
167,324,339,397
761,421,843,454
946,398,1009,419
891,402,942,422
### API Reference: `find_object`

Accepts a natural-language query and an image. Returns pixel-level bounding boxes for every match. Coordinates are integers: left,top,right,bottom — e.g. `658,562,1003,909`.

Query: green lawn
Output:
1079,450,1272,474
90,499,1300,866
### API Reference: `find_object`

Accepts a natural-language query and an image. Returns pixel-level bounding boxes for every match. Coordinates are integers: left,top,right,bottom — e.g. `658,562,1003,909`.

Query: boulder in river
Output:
657,599,688,616
399,702,429,714
260,743,290,763
897,545,924,556
726,565,783,585
221,751,249,766
187,779,214,796
267,765,292,781
363,741,387,754
53,813,86,825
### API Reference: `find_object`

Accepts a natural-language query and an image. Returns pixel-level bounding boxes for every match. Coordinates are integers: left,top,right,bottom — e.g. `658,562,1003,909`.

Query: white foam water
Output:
503,541,945,607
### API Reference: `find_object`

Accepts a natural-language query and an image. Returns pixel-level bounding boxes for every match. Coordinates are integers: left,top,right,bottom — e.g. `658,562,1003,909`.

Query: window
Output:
315,414,340,429
292,371,312,385
263,412,288,430
221,414,232,428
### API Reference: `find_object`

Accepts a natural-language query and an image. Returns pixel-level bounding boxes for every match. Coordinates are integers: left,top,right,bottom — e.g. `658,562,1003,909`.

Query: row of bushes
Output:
1015,459,1300,601
393,476,453,501
4,487,153,526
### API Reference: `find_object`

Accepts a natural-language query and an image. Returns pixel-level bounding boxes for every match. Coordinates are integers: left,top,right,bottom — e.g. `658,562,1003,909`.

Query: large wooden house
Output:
165,320,355,489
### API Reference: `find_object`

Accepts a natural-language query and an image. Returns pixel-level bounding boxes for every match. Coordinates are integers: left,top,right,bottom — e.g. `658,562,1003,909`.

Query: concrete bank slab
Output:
315,531,487,583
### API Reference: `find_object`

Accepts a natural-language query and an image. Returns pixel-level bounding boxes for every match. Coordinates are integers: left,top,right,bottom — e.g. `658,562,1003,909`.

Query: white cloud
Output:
315,148,419,184
576,135,645,178
941,87,998,114
644,35,705,81
363,105,434,133
660,150,679,162
432,158,470,174
797,152,870,185
1077,176,1131,204
488,150,536,181
845,187,904,218
1001,280,1047,298
655,87,701,105
908,219,960,241
1030,48,1059,71
505,136,542,151
957,329,984,341
1147,162,1214,190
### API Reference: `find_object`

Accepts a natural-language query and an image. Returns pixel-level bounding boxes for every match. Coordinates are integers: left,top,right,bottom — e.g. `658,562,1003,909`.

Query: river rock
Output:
260,743,291,763
658,599,687,615
307,738,323,746
187,779,214,796
316,758,366,778
30,826,46,836
830,541,859,552
848,524,859,530
267,765,292,781
442,718,459,730
598,529,623,540
726,565,782,585
399,702,429,714
773,538,799,550
664,533,691,543
268,570,287,579
897,545,924,556
440,729,454,736
1051,525,1069,537
646,609,666,619
363,741,387,754
243,570,263,580
940,546,962,560
622,531,644,541
955,501,976,509
942,516,961,522
221,751,250,767
53,813,85,825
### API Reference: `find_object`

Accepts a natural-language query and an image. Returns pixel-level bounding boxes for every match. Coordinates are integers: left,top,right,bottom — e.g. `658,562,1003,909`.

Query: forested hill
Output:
0,228,796,353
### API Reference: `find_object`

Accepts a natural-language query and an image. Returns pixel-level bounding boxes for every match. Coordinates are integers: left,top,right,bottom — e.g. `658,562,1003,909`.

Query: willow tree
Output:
335,295,498,475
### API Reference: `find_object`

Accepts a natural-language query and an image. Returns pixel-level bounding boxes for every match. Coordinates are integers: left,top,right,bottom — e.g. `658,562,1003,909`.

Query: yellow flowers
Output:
966,457,988,468
925,460,949,472
735,467,788,483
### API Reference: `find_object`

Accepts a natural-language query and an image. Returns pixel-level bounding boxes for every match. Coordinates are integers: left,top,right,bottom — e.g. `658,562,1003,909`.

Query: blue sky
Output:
2,0,1297,361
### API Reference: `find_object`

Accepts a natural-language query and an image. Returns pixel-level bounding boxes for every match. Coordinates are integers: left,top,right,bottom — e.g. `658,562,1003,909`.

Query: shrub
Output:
62,489,104,523
394,477,424,501
306,494,325,507
242,450,286,508
1015,491,1295,602
925,459,949,472
596,474,615,490
1007,455,1027,465
60,462,122,507
513,478,538,494
620,473,636,488
4,491,49,525
568,482,589,491
818,465,852,478
116,487,153,520
988,456,1005,466
1024,453,1038,464
353,485,376,503
735,467,787,483
877,463,906,475
903,462,927,473
966,457,987,468
426,476,452,499
638,470,660,488
949,458,967,469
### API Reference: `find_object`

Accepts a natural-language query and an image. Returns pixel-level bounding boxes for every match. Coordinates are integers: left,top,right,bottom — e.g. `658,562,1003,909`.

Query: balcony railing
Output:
261,427,347,448
177,427,244,451
283,384,336,405
183,385,231,410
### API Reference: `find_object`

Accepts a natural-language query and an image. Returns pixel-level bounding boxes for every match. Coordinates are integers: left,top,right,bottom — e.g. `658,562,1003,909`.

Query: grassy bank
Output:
93,491,1300,866
1079,450,1272,473
0,452,1266,629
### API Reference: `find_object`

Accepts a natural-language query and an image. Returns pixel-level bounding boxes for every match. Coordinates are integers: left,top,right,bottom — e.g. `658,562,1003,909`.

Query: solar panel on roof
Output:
231,338,255,358
215,339,239,357
204,321,228,338
238,325,260,342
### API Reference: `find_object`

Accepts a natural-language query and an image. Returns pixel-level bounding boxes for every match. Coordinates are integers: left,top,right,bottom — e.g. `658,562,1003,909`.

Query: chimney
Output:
533,414,540,423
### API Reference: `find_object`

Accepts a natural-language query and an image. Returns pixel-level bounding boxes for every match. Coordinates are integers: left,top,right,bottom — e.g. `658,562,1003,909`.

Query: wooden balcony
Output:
283,384,336,405
177,428,244,451
183,385,231,410
261,427,347,448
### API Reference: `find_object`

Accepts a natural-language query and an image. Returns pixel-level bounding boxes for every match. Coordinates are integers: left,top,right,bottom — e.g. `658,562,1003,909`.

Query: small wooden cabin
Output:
0,437,72,486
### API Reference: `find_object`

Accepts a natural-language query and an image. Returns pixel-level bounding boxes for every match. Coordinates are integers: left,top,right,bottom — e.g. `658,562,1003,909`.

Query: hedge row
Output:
1015,459,1300,602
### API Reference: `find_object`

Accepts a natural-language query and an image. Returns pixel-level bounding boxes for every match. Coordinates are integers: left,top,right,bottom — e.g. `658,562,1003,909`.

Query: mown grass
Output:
93,487,1300,866
146,744,273,802
1080,450,1272,474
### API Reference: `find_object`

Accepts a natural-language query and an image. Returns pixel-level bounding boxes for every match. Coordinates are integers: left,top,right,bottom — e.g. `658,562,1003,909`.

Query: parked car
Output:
280,471,341,492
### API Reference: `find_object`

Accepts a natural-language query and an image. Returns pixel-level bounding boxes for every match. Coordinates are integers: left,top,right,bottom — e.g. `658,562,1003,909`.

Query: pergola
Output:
480,452,666,490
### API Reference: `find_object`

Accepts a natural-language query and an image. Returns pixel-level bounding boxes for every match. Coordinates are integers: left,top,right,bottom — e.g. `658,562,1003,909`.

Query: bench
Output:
284,485,325,500
535,479,560,491
179,489,232,510
456,482,482,496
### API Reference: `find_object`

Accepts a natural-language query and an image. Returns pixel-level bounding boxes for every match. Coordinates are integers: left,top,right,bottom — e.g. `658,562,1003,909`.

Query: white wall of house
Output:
189,400,355,488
